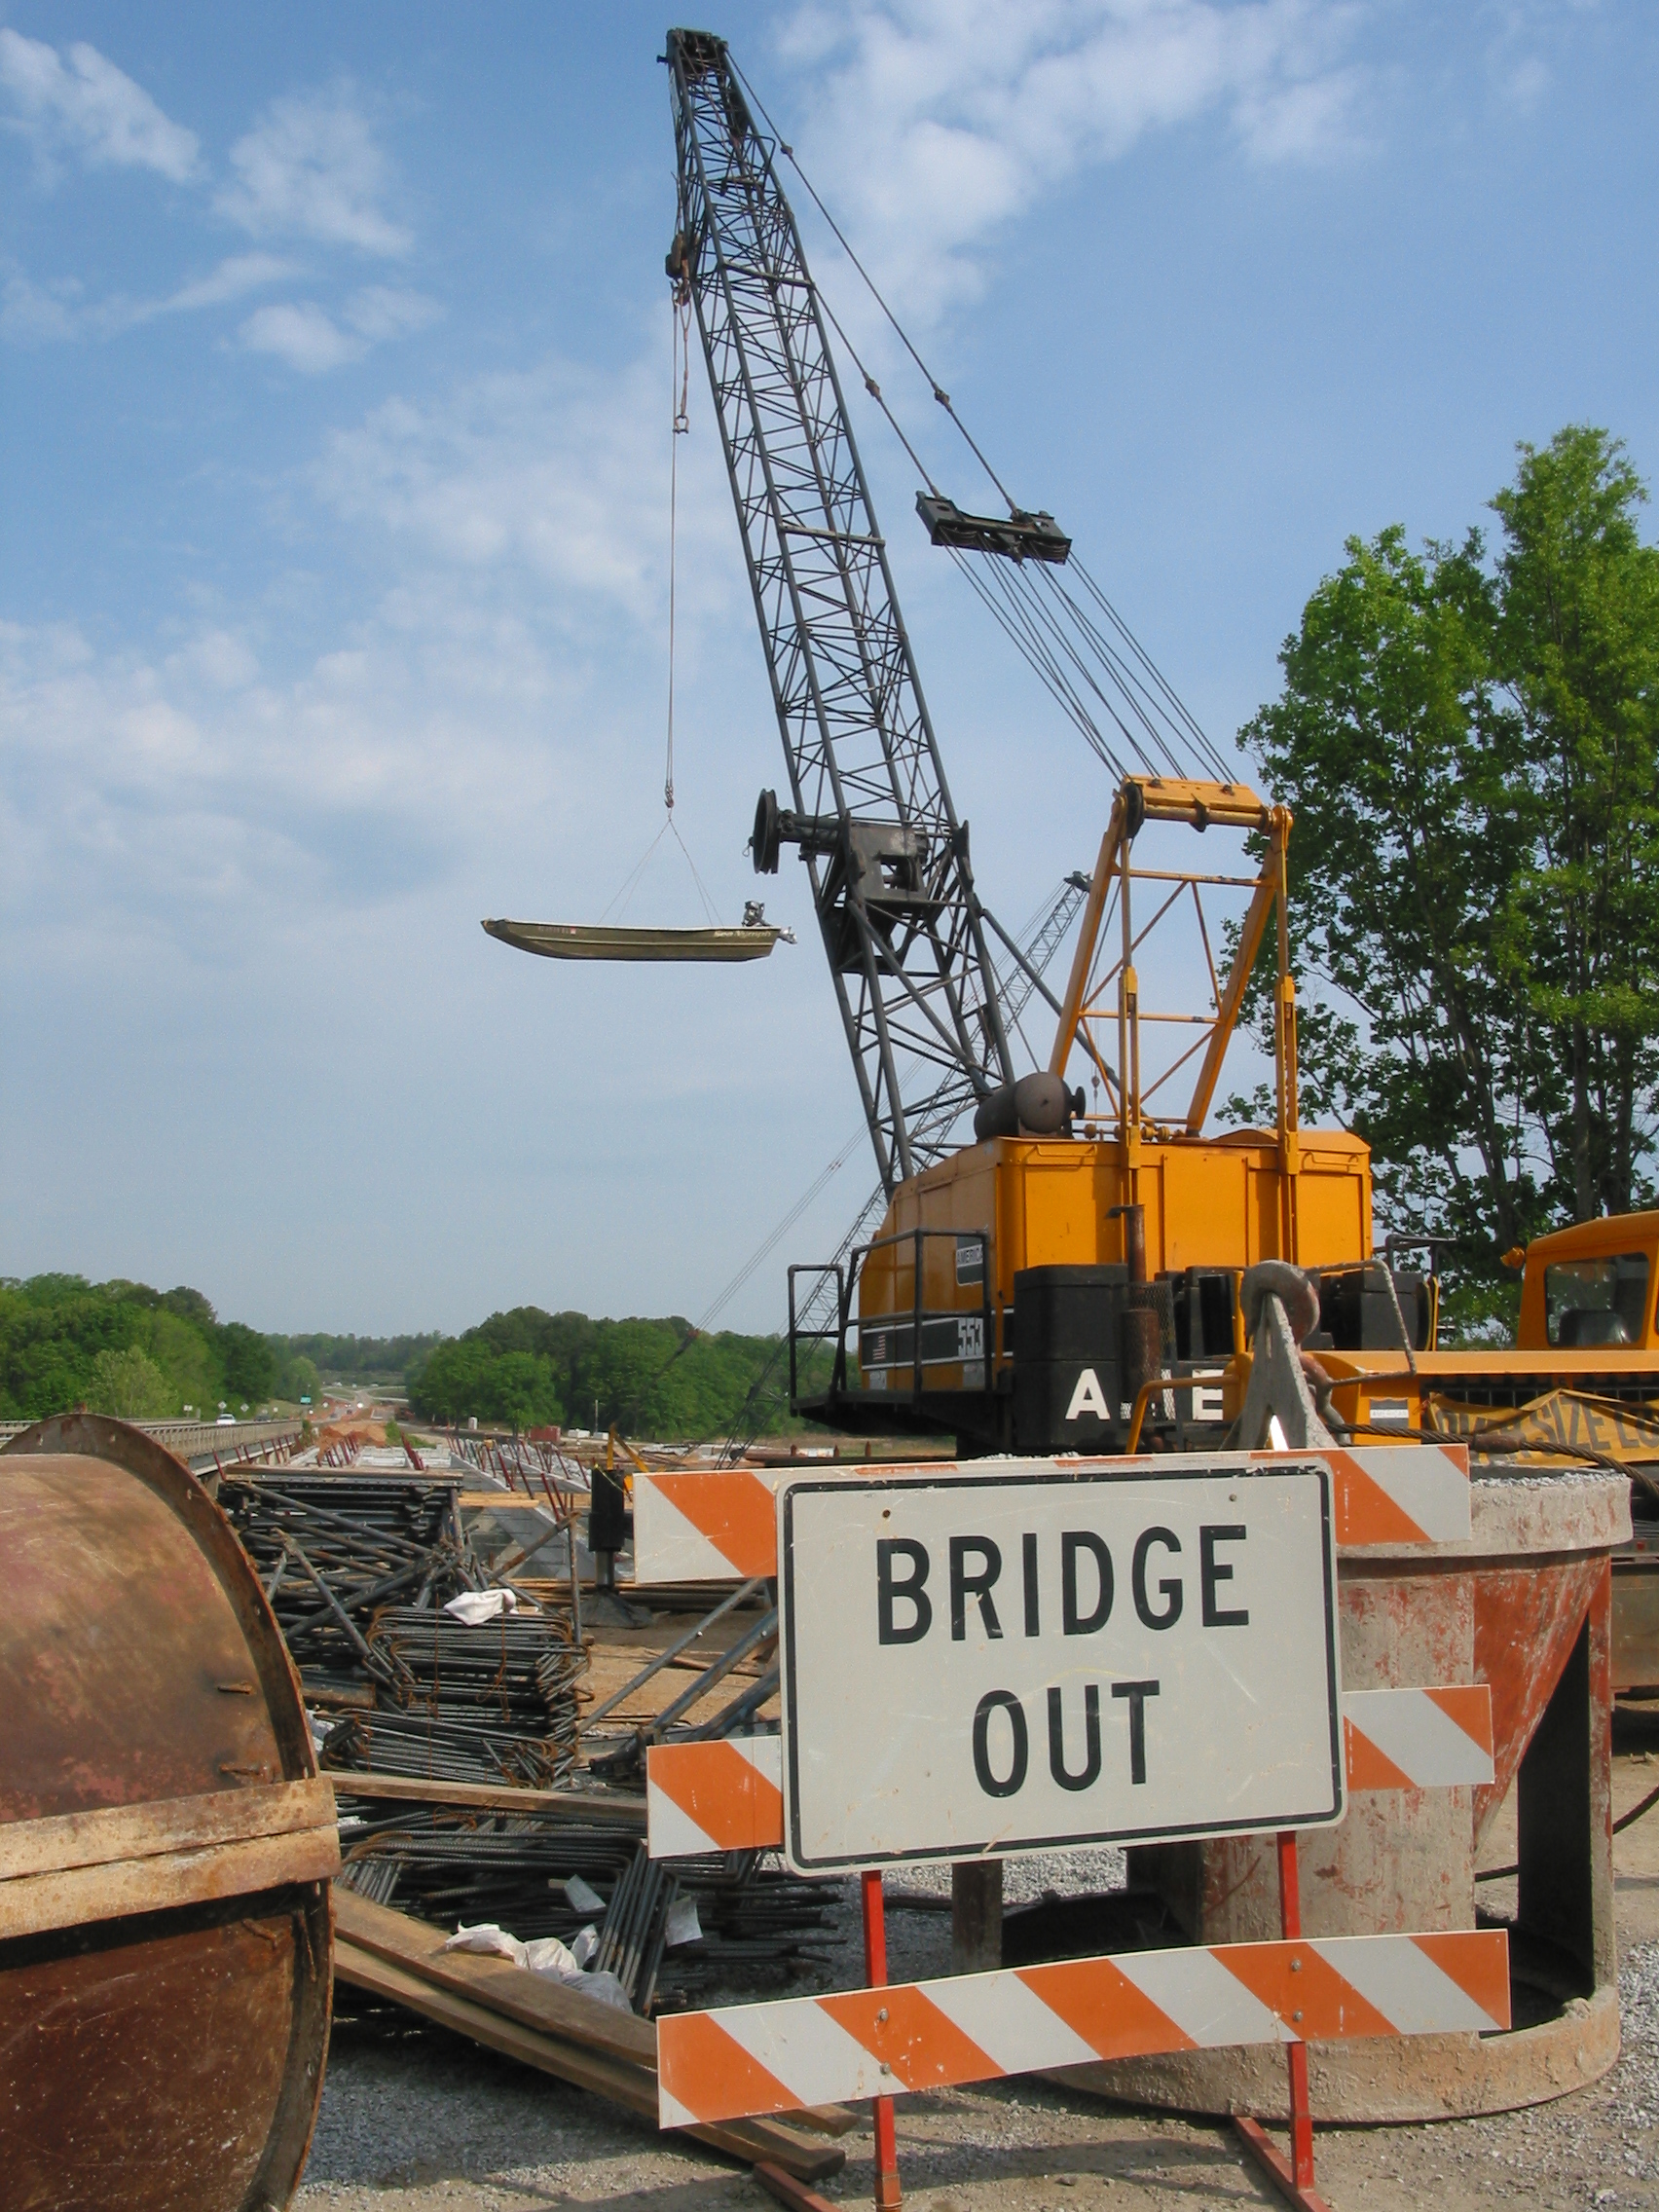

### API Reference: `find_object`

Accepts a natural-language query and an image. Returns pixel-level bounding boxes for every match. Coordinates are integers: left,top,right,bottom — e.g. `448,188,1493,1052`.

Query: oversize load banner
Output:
778,1463,1344,1873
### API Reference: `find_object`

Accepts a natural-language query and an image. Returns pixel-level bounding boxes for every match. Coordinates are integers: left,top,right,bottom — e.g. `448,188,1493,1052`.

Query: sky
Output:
2,2,1655,1338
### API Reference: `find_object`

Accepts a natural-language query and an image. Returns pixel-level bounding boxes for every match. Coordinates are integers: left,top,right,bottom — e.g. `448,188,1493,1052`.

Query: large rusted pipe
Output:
0,1413,339,2212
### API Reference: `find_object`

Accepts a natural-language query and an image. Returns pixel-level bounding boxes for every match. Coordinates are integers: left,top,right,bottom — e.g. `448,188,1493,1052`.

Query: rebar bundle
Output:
333,1801,837,2013
220,1473,486,1700
322,1607,586,1788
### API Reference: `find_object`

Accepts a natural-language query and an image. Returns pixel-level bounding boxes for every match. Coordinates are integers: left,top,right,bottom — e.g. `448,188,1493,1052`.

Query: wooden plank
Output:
336,1936,656,2111
457,1492,581,1510
334,1887,657,2066
334,1936,844,2180
0,1825,340,1939
0,1776,337,1883
334,1894,856,2143
326,1771,646,1824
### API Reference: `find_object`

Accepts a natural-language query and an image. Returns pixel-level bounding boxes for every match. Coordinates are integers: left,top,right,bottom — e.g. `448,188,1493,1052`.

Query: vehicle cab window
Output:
1544,1252,1651,1347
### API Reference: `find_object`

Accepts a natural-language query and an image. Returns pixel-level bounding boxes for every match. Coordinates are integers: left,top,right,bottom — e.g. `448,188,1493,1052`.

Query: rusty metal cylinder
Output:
1057,1465,1629,2120
0,1414,338,2212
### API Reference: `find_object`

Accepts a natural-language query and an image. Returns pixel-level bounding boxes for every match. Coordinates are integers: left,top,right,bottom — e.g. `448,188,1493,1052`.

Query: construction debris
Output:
334,1795,837,2012
319,1607,586,1788
332,1887,849,2180
220,1471,487,1703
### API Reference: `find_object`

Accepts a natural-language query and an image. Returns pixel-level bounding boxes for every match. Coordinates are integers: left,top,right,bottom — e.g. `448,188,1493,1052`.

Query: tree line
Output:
406,1306,827,1440
0,1275,286,1421
1228,426,1658,1330
0,1276,821,1442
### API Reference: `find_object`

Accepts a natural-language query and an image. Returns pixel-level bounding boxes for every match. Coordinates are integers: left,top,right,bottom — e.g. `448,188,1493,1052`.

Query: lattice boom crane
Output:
664,27,1015,1198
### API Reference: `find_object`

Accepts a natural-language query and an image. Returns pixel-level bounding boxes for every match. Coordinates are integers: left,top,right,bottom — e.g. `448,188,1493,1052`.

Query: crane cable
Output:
727,53,1235,790
731,55,1018,515
598,293,720,929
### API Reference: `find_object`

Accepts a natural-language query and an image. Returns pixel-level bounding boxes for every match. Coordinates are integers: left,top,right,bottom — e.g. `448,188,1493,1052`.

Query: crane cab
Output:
790,777,1408,1455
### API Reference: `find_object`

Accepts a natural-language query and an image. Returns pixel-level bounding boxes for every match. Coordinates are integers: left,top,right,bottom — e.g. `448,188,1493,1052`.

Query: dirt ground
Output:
295,1707,1659,2212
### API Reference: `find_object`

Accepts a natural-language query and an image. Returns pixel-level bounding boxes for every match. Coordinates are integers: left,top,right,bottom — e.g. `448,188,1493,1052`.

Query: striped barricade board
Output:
645,1449,1501,2147
656,1930,1512,2127
631,1445,1470,1587
645,1682,1495,1857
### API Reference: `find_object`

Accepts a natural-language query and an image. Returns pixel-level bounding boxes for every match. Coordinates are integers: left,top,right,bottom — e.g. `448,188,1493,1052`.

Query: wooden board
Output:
336,1888,657,2067
1,1825,341,1939
328,1771,645,1824
0,1776,336,1881
332,1893,846,2179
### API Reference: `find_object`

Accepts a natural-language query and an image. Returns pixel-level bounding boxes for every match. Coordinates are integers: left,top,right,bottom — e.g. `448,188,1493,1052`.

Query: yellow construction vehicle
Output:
791,773,1414,1455
1266,1213,1659,1444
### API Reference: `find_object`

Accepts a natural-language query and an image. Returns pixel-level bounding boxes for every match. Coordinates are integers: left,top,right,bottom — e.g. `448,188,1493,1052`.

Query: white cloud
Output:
217,86,411,253
1498,55,1549,115
0,270,84,342
313,358,736,622
239,299,367,373
774,0,1369,323
166,629,261,689
344,284,441,341
236,286,440,373
164,252,303,313
2,251,300,346
0,29,200,182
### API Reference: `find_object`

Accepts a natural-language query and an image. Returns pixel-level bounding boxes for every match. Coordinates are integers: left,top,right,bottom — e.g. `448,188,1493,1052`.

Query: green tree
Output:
407,1340,563,1427
276,1351,322,1405
1230,426,1659,1309
134,1306,221,1410
87,1345,172,1419
1493,427,1659,1219
1230,522,1538,1254
217,1321,276,1405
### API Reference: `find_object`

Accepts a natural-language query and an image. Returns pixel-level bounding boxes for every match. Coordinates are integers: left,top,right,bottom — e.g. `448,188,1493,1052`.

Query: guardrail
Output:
0,1417,303,1466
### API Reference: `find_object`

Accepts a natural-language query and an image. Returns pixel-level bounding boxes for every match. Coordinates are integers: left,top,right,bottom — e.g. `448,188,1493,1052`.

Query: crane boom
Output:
665,27,1014,1196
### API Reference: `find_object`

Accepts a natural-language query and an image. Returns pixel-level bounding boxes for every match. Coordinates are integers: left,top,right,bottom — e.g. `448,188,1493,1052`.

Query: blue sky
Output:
3,2,1655,1336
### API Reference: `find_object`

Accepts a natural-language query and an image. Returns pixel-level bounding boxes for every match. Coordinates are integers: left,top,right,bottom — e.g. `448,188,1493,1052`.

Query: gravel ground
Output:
298,1735,1659,2211
298,1946,1659,2210
299,1900,1658,2212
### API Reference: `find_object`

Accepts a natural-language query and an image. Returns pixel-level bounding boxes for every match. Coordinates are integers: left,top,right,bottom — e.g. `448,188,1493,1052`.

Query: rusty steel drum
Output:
0,1414,339,2212
1054,1464,1629,2121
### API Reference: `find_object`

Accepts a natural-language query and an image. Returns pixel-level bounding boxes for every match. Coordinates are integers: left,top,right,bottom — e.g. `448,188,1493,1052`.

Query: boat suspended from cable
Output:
483,903,793,964
483,270,800,972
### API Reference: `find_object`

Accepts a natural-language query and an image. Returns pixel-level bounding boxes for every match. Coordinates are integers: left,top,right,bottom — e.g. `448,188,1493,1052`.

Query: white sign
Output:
778,1462,1344,1874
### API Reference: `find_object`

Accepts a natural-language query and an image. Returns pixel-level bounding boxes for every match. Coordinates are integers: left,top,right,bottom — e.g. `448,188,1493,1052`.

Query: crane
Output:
664,27,1042,1198
664,28,1394,1461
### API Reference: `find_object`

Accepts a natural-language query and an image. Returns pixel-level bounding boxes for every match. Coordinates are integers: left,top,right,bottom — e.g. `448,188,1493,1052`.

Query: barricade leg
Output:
1232,1831,1332,2212
862,1868,903,2212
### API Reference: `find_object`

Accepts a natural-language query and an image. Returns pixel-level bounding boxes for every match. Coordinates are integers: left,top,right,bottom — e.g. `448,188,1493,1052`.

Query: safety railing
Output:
789,1225,994,1409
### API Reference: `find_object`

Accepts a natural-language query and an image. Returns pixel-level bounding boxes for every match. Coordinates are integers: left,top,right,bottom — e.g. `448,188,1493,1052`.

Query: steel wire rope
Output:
598,286,723,931
728,55,1017,514
977,551,1175,775
1060,558,1233,779
1010,561,1192,779
728,51,1235,793
1038,560,1235,783
946,546,1139,779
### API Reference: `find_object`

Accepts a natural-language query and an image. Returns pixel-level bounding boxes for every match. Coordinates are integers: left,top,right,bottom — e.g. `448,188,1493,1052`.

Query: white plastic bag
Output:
442,1588,519,1625
443,1919,632,2012
444,1922,527,1968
